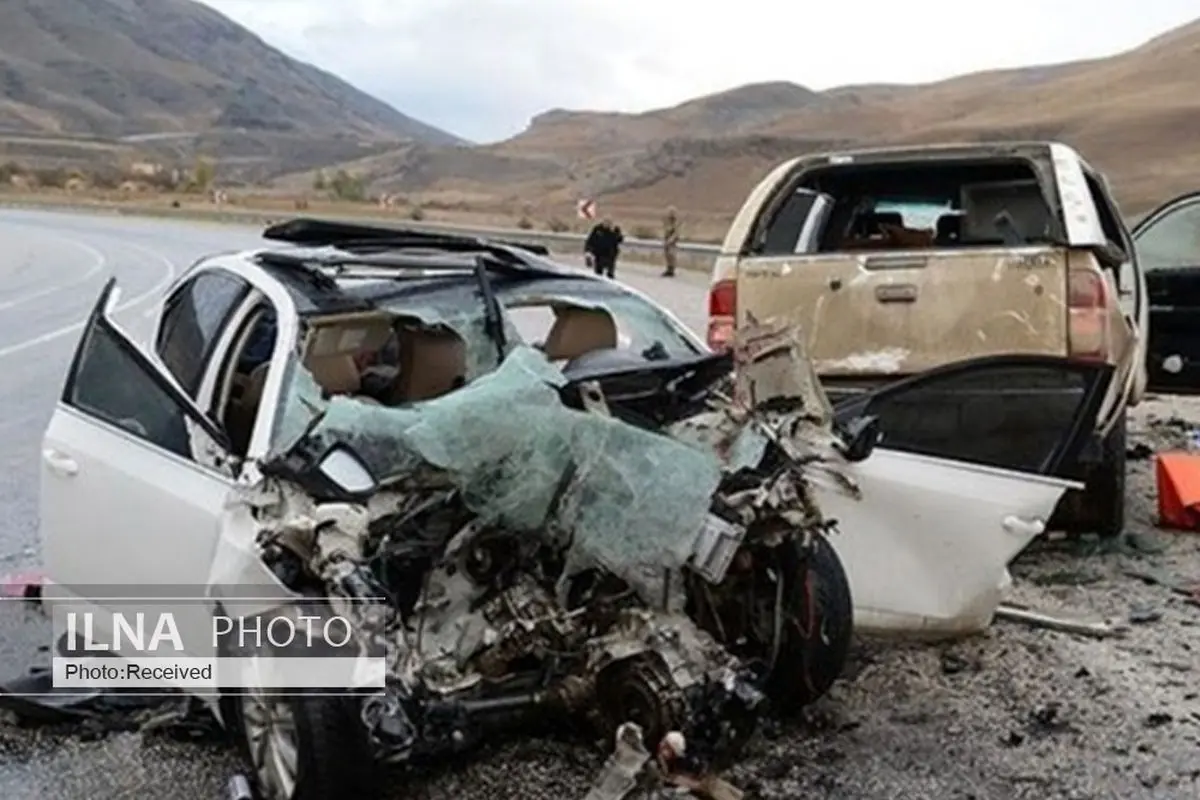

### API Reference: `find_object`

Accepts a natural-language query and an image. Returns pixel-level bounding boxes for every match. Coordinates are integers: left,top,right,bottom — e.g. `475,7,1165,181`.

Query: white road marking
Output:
0,238,107,311
0,239,177,360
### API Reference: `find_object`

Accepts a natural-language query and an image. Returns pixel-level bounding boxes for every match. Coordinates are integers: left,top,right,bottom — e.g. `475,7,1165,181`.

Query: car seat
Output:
542,306,618,361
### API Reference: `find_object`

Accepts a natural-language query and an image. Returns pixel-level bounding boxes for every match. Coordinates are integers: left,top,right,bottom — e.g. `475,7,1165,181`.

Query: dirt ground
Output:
388,396,1200,800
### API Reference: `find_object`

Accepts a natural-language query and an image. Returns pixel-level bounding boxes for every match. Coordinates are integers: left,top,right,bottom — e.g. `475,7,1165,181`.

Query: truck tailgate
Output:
736,247,1070,376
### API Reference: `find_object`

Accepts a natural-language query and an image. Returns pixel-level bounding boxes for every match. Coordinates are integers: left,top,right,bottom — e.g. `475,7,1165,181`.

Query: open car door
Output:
1132,191,1200,393
820,355,1114,636
40,278,238,660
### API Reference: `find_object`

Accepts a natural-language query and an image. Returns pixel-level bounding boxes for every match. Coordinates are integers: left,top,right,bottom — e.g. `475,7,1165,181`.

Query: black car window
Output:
68,319,196,461
156,271,250,397
1135,196,1200,272
832,360,1112,475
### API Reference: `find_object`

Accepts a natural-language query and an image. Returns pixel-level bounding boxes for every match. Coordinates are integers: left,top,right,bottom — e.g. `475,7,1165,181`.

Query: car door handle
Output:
1002,515,1044,537
42,449,78,477
875,284,918,303
863,256,928,271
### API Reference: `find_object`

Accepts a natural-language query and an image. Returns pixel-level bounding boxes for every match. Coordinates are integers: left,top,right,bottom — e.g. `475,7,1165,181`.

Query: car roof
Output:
190,240,615,317
174,216,594,314
785,140,1080,172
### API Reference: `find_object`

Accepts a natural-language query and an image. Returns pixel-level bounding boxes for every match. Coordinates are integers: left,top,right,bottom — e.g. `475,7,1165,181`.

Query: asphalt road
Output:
0,208,710,799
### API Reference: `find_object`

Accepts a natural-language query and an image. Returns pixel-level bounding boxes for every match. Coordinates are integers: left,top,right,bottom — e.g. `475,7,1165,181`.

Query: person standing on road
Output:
584,217,624,279
662,206,680,277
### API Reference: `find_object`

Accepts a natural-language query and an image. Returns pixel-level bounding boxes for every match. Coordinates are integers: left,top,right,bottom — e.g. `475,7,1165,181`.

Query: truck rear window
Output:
759,159,1060,255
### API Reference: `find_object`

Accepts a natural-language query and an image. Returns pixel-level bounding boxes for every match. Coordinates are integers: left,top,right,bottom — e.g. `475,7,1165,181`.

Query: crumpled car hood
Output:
252,345,730,604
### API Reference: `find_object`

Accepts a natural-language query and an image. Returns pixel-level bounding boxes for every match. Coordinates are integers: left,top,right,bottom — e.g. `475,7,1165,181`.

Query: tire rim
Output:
242,689,300,800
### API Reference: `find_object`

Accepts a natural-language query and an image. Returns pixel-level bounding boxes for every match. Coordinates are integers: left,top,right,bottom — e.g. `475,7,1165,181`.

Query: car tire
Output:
1047,411,1128,539
687,533,853,716
1089,411,1128,539
763,533,854,714
216,601,381,800
230,689,379,800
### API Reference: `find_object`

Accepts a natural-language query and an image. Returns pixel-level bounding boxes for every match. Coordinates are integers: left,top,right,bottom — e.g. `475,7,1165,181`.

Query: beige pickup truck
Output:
708,141,1200,537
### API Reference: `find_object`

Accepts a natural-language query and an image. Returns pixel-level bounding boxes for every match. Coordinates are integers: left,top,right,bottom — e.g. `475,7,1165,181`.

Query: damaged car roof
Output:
251,230,590,317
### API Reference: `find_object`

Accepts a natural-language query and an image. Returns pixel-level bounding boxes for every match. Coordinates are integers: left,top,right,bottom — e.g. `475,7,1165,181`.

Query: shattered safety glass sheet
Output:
499,283,699,359
386,295,504,380
271,346,722,600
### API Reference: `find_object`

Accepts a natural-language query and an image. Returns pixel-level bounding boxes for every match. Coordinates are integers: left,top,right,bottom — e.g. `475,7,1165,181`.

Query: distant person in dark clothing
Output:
584,218,624,278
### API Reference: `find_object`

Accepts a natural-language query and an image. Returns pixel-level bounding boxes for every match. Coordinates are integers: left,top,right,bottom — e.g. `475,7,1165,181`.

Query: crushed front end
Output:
215,319,858,788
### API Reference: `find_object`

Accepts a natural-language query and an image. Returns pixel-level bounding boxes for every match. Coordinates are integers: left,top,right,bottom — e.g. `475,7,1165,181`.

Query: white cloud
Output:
198,0,1198,143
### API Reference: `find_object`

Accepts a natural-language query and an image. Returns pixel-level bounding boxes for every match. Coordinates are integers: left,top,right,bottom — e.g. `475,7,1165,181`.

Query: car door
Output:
820,355,1114,636
1130,191,1200,392
40,278,239,660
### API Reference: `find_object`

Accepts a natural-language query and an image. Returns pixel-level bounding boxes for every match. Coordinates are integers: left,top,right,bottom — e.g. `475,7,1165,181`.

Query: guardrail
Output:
0,197,724,273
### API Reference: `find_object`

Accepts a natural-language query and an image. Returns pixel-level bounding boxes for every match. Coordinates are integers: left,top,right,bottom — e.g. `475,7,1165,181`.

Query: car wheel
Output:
1050,412,1128,538
686,532,854,716
1090,412,1128,539
762,534,854,714
232,688,379,800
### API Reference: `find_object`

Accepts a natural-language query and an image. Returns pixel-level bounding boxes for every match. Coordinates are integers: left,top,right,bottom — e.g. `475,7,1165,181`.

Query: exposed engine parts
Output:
238,321,859,793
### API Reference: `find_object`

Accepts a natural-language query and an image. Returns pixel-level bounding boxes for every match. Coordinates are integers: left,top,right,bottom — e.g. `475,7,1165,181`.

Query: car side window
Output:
156,271,250,397
66,318,197,461
832,361,1110,475
1135,198,1200,272
758,189,826,256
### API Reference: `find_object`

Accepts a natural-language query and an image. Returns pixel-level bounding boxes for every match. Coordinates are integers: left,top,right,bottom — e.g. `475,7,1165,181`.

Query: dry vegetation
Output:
5,3,1200,244
294,18,1200,236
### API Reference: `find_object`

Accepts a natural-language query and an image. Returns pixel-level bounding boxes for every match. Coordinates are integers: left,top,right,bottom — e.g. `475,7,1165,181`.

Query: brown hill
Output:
0,0,461,179
332,18,1200,228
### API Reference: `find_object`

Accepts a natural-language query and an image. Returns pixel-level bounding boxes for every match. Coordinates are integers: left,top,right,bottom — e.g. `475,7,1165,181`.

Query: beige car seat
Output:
390,325,468,403
226,361,270,455
542,306,618,361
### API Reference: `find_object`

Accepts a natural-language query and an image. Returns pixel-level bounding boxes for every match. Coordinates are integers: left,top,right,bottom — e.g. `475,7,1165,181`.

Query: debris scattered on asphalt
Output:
0,571,43,600
994,603,1119,638
1027,702,1075,737
1127,442,1155,461
1128,606,1164,624
226,773,254,800
1144,712,1173,729
583,722,650,800
1124,568,1200,605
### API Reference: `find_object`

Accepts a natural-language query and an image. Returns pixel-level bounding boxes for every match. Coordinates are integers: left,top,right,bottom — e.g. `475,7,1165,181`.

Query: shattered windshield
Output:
498,279,699,359
260,271,719,599
270,346,722,601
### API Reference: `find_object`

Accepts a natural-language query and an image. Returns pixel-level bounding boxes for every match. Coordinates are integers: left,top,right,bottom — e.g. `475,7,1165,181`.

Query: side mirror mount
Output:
837,415,880,462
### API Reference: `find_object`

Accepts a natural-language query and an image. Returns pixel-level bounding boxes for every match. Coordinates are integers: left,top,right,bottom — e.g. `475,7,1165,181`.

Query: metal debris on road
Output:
994,603,1120,638
583,722,651,800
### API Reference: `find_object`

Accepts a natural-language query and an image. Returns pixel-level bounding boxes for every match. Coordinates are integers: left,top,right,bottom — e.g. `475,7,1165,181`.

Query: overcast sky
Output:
198,0,1197,144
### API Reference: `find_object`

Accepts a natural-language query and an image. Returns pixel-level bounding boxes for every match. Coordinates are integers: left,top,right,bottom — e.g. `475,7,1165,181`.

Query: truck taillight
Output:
1067,268,1110,361
707,279,736,351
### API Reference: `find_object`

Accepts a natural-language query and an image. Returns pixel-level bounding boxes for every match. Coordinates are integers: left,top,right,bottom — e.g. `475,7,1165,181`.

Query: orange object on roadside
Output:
1155,452,1200,531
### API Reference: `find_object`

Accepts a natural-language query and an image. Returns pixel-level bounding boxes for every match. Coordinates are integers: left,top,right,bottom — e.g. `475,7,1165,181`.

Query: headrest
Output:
936,214,962,242
852,211,904,237
542,306,618,361
307,354,361,395
304,313,394,360
392,325,467,403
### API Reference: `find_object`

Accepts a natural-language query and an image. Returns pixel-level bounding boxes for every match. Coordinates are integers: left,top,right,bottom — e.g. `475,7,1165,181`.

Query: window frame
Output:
62,278,234,462
831,354,1115,477
154,269,253,398
1131,191,1200,273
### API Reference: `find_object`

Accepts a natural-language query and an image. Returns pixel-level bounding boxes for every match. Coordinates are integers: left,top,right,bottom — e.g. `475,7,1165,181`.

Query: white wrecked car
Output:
38,219,1110,798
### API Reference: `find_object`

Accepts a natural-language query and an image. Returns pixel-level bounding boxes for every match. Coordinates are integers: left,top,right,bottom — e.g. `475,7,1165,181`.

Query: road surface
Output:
0,210,1196,800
